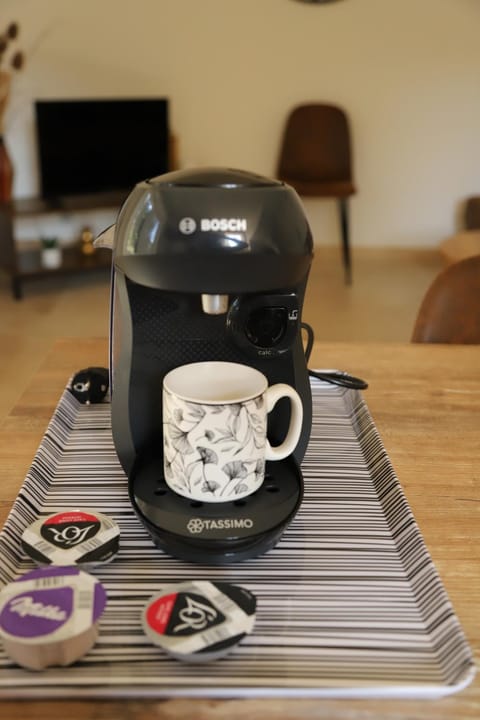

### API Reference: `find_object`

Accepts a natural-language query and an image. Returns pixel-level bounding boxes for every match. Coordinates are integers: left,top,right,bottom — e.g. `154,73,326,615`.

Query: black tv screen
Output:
35,98,169,199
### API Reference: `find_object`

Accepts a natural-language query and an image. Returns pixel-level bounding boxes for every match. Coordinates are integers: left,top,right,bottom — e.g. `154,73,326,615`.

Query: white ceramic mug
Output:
162,361,303,503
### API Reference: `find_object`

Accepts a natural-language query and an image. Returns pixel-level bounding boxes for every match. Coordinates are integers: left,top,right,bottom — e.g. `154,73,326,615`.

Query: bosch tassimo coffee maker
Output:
106,167,313,563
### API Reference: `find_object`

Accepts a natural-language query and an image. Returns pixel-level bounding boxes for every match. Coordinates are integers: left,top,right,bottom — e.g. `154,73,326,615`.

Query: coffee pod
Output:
142,580,256,663
0,566,107,671
21,510,120,567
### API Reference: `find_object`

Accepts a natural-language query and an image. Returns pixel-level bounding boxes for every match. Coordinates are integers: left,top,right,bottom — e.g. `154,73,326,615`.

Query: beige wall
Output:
4,0,480,247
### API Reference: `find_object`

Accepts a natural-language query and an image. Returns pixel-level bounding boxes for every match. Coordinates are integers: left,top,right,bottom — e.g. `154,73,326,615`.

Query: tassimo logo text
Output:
200,218,247,232
187,517,253,534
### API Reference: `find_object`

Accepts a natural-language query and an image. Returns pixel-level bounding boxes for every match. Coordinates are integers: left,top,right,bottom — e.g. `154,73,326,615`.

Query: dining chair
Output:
277,103,356,284
411,254,480,343
465,196,480,230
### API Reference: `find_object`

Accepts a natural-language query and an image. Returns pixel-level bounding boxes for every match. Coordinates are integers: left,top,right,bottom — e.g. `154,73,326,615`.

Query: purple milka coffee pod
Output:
0,566,107,671
142,580,257,663
21,509,120,567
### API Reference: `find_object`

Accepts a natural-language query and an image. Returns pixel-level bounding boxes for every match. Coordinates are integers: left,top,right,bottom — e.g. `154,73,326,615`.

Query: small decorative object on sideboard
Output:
0,21,25,203
80,225,95,255
40,236,62,270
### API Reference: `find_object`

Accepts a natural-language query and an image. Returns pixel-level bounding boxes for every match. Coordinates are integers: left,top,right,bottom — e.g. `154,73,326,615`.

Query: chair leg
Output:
12,276,23,300
338,198,352,285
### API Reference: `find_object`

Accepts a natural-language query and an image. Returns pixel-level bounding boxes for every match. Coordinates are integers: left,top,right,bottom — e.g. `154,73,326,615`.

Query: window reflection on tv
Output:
35,98,169,199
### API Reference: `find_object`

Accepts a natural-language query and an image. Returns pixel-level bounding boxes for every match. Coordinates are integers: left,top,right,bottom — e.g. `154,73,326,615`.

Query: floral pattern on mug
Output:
163,389,266,501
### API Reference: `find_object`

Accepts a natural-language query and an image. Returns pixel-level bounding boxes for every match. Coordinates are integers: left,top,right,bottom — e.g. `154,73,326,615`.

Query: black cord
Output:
309,368,369,391
301,322,369,391
302,321,315,363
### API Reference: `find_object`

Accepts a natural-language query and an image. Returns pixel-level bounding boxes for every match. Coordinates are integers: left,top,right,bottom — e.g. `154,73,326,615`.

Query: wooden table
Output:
0,338,478,719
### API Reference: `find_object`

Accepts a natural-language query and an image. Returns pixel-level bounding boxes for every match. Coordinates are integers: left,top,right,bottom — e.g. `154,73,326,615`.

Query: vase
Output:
0,135,13,203
41,246,62,270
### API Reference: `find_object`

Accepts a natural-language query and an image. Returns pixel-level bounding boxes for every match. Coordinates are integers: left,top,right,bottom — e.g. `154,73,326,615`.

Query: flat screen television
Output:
35,98,169,199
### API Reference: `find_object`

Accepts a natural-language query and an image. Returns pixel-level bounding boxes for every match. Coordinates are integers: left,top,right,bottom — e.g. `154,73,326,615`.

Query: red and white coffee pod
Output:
21,509,120,567
0,566,107,670
142,580,257,663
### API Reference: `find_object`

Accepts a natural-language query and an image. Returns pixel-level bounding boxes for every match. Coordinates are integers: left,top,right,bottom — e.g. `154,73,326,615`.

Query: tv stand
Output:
0,192,127,299
46,190,129,211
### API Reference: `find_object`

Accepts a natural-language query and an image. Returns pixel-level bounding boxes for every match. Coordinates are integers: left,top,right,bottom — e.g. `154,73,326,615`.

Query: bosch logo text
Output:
179,217,247,234
201,218,247,232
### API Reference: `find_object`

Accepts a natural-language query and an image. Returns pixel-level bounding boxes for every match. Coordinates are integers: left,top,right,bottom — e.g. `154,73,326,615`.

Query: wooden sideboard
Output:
0,192,125,299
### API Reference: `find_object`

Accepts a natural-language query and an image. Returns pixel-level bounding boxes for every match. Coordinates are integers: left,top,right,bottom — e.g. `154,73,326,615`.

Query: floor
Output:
0,246,444,421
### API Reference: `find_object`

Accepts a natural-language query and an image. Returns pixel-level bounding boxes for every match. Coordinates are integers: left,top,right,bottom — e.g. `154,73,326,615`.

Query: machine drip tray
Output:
130,455,303,564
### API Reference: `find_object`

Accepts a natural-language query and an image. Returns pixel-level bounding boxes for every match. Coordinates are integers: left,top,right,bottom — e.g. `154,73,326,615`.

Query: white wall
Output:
3,0,480,247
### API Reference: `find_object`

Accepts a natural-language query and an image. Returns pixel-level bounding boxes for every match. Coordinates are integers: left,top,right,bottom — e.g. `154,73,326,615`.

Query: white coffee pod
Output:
21,509,120,567
0,566,107,670
142,580,256,662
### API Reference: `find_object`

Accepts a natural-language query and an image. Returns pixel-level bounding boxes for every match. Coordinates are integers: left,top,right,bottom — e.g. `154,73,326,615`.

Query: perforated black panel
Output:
129,282,258,366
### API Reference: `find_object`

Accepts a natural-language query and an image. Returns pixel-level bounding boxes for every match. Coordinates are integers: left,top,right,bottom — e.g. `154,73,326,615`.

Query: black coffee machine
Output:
106,167,313,563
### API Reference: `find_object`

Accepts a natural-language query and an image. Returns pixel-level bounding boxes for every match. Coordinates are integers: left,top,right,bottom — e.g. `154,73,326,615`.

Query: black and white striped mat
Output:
0,380,474,698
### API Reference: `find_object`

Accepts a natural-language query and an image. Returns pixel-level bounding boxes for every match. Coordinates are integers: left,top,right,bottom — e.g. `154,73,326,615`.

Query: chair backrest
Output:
411,255,480,343
277,103,353,183
465,196,480,230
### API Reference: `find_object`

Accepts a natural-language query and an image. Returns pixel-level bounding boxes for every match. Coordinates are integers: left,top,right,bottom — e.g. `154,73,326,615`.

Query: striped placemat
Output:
0,380,475,698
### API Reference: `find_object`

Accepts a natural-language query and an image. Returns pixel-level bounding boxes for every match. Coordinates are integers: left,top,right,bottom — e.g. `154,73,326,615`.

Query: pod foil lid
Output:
143,580,256,662
21,510,120,566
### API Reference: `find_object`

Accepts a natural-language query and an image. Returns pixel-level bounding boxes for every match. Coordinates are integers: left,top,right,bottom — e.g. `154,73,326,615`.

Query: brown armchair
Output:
411,255,480,343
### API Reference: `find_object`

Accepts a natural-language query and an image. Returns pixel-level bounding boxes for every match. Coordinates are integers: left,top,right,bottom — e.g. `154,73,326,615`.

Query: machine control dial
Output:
227,293,300,359
245,307,288,348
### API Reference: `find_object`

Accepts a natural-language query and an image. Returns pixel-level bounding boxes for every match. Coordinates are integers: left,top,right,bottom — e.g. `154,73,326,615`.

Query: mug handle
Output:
264,384,303,461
